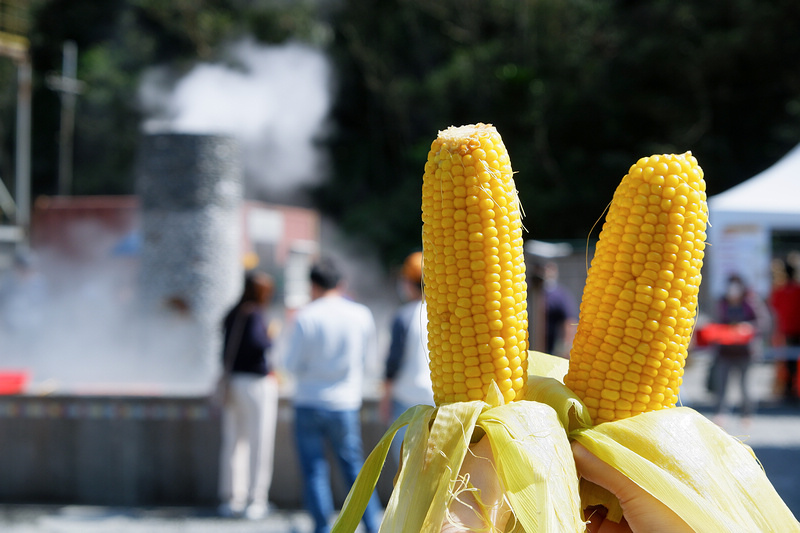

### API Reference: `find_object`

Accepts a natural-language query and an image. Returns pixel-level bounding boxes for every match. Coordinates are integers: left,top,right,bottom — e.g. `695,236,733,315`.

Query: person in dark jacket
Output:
542,262,578,358
380,252,434,466
712,275,759,423
218,271,278,520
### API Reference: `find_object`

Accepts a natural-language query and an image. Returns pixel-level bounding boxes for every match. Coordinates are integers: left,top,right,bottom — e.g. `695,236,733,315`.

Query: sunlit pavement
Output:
0,505,382,533
0,505,320,533
1,351,799,531
0,505,342,533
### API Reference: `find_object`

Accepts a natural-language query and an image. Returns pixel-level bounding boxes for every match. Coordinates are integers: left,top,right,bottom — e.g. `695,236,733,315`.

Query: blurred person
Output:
380,251,434,465
769,258,800,403
217,271,279,520
709,275,760,424
283,257,382,533
542,262,578,357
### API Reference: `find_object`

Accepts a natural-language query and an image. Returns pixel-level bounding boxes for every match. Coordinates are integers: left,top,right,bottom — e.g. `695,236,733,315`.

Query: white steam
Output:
139,38,332,204
0,39,401,396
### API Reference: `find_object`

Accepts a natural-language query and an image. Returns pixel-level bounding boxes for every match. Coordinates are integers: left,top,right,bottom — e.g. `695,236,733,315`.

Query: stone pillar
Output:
136,133,243,392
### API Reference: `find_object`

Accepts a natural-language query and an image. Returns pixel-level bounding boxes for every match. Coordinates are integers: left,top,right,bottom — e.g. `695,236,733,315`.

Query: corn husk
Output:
572,406,800,532
332,404,432,532
332,351,800,532
524,351,591,433
333,382,585,532
479,400,583,532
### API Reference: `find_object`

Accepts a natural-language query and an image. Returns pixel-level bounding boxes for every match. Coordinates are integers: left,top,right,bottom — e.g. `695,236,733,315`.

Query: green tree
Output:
24,0,321,196
6,0,800,270
318,0,800,267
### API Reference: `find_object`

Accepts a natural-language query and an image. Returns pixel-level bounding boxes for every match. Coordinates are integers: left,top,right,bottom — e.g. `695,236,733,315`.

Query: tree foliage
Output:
320,0,800,266
20,0,321,196
4,0,800,268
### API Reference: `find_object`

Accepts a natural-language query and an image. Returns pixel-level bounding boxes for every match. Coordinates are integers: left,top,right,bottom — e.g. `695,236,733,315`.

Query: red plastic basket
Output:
0,371,29,394
696,323,756,347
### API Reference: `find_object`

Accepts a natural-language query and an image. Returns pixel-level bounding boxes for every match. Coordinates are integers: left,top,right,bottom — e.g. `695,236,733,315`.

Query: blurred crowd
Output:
4,244,800,531
215,253,426,532
694,255,800,428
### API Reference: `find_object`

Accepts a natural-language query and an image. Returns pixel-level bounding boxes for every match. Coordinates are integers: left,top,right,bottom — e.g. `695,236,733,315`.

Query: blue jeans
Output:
294,406,382,533
389,399,413,467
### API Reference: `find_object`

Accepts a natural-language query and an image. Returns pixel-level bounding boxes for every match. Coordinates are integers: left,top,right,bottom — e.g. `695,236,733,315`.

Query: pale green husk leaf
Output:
524,351,593,432
331,404,432,533
331,396,490,533
479,400,585,532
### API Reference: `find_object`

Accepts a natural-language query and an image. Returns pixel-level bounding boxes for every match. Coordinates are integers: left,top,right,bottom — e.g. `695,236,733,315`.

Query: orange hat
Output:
402,251,423,284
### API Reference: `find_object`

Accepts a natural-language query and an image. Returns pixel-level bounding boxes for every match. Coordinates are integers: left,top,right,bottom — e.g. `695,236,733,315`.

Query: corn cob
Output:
335,142,800,533
564,152,707,424
421,123,528,405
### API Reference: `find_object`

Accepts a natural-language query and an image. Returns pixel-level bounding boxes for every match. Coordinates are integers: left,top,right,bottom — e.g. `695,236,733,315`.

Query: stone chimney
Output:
136,133,243,390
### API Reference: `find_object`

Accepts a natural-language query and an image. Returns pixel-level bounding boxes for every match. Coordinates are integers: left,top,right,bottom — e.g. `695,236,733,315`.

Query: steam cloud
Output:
138,37,398,381
139,38,332,205
1,38,399,395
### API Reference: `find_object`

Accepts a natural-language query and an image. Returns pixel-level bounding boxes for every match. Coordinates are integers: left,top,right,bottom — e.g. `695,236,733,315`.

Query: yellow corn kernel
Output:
564,152,707,424
422,124,528,405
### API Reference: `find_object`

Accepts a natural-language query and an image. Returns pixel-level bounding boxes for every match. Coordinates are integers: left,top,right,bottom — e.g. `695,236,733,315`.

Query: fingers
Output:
584,506,634,533
572,442,694,533
572,441,640,505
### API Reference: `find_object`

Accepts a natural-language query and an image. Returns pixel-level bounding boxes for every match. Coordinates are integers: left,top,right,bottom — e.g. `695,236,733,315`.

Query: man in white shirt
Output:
284,257,382,533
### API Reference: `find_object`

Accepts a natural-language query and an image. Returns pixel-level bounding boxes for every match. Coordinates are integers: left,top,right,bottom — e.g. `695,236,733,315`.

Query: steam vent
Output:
136,133,244,391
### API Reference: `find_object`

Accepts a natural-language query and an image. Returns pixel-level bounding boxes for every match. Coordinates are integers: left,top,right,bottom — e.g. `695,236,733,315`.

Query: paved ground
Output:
0,506,319,533
1,350,799,531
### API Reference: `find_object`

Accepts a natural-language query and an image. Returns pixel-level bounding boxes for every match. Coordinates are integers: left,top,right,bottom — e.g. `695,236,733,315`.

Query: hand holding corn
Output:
571,442,693,533
332,124,800,533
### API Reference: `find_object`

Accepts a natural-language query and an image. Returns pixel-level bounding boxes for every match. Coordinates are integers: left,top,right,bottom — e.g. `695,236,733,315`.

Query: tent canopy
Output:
709,143,800,215
707,143,800,300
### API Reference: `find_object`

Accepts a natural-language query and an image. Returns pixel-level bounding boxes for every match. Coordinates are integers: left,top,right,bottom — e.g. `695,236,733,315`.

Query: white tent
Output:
707,143,800,299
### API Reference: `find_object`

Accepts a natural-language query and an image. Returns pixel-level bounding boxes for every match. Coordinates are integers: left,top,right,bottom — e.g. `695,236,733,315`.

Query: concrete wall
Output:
0,394,396,508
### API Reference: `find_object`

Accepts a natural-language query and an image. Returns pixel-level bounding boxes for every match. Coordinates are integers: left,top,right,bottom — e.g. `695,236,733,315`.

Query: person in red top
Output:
769,259,800,402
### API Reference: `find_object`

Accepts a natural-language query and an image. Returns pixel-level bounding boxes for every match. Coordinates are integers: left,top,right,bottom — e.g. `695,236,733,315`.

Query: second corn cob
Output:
422,123,529,405
564,152,708,423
